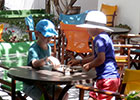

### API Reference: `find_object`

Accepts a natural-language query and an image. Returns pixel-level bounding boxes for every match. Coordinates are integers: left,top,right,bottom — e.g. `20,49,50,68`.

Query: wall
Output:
5,0,45,10
74,0,98,13
98,0,140,34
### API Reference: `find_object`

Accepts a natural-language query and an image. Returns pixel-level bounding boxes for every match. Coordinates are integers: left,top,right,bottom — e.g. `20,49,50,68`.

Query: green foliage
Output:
126,91,140,100
115,23,131,31
2,28,29,42
0,14,56,30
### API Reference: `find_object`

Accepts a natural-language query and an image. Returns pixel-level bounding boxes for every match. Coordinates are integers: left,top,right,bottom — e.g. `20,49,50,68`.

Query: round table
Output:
109,27,130,35
8,66,96,100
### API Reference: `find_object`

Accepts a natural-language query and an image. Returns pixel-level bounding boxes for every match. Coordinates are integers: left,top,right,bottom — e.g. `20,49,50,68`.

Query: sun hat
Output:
36,19,58,37
76,11,113,32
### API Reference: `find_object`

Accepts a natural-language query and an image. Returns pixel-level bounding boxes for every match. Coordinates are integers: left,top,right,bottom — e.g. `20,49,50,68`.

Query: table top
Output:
8,66,96,85
108,27,130,35
113,44,140,49
119,34,140,38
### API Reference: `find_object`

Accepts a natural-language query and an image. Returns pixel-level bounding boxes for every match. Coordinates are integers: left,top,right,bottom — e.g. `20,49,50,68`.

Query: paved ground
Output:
0,85,89,100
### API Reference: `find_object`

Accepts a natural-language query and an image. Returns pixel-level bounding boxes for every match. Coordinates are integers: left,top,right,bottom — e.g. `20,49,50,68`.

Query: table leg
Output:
11,79,16,100
58,85,73,100
52,85,55,100
79,89,84,100
58,29,61,61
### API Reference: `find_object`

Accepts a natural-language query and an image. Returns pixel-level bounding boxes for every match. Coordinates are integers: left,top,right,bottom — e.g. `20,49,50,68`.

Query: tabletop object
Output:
8,65,96,100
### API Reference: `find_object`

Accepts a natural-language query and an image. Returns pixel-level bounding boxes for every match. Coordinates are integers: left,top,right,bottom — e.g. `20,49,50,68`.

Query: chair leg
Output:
131,55,140,69
79,89,84,100
16,91,27,100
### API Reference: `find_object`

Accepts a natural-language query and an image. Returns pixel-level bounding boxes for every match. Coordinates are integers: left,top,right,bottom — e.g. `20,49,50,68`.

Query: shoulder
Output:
99,32,109,38
29,43,39,51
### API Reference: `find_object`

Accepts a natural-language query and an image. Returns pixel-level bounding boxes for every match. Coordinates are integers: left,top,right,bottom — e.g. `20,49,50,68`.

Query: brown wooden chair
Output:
0,41,35,100
60,22,93,64
0,24,4,42
75,84,126,100
130,48,140,69
76,69,140,100
129,38,140,69
100,4,117,27
118,34,140,69
113,39,130,78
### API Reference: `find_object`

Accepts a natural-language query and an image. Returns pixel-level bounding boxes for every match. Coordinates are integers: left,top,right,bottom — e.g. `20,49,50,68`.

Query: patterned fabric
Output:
59,11,89,25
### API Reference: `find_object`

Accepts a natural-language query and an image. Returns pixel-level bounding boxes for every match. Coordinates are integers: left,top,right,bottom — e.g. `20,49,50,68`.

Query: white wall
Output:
5,0,45,10
98,0,140,34
74,0,98,13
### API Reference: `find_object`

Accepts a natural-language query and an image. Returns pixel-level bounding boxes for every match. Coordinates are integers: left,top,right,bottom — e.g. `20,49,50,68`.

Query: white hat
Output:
76,11,113,32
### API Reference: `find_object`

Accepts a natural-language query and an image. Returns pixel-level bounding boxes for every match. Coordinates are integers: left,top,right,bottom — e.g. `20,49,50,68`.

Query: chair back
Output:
122,69,140,94
59,11,88,25
60,22,92,64
60,22,92,53
113,40,130,77
25,15,36,41
101,4,117,27
0,24,4,42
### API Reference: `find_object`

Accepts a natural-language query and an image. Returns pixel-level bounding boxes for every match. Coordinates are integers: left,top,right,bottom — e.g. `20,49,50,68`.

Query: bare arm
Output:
83,52,105,71
32,58,46,68
68,54,94,66
32,56,60,68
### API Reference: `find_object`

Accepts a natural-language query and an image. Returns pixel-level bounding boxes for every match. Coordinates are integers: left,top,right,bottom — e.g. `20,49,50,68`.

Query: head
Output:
36,19,58,43
77,11,113,37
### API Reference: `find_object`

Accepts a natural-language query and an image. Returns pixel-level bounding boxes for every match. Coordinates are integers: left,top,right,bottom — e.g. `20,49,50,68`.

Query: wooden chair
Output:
112,39,129,79
100,4,117,27
59,11,88,25
58,11,88,60
60,22,93,64
129,38,140,69
76,69,140,100
118,34,140,69
75,85,126,100
25,15,36,41
0,41,34,100
130,49,140,69
0,24,4,42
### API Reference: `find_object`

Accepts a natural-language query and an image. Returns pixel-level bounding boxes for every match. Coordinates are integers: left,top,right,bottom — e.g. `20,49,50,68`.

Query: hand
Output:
83,62,92,72
47,56,60,69
68,59,80,66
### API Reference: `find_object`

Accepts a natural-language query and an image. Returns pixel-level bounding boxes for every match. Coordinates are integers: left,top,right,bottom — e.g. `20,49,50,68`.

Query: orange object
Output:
101,4,117,27
0,24,4,42
60,22,93,64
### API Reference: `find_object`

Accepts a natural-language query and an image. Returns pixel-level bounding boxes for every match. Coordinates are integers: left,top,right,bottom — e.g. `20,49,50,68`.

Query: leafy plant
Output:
2,28,29,42
126,91,140,100
115,23,131,31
